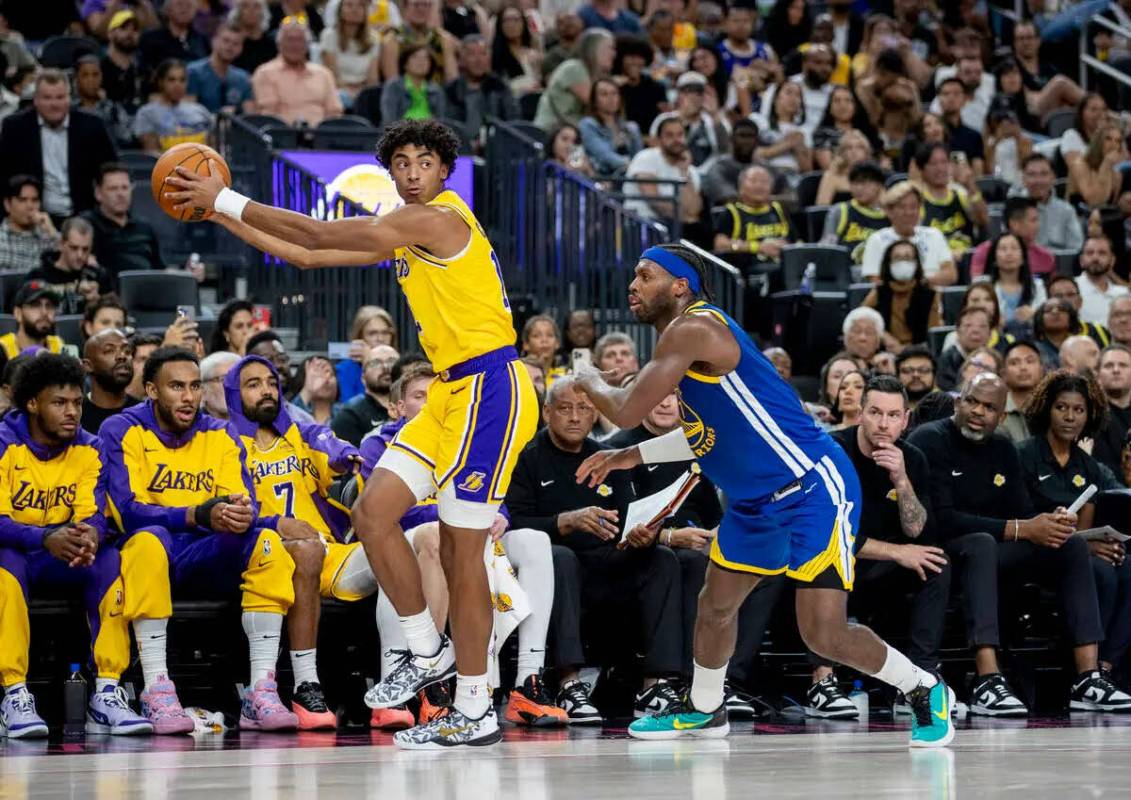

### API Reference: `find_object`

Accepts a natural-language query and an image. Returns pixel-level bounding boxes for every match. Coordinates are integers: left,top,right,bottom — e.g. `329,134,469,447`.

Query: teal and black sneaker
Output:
627,694,729,741
908,679,955,748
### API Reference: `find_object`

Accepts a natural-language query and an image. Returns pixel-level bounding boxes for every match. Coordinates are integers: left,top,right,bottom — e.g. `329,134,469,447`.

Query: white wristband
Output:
214,187,250,220
637,428,696,464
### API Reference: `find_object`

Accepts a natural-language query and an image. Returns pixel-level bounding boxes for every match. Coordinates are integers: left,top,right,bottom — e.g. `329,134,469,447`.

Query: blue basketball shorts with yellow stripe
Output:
709,448,861,591
378,346,539,529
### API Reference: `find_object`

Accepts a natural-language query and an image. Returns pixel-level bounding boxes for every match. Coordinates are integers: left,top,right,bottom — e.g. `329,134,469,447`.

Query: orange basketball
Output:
151,143,232,222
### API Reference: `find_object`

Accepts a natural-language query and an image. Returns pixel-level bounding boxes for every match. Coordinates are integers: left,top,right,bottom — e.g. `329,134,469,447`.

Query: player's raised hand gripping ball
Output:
152,143,231,222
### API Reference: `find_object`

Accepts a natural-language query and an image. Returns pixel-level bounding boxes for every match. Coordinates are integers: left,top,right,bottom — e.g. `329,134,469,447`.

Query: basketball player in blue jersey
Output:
574,243,954,747
167,120,539,749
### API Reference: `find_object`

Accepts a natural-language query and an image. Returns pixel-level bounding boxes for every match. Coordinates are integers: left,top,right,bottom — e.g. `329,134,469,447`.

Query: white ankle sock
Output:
871,644,937,695
242,611,282,684
5,682,26,694
454,673,490,718
515,649,546,689
290,649,319,686
399,609,442,658
690,660,727,713
94,678,118,693
133,618,169,689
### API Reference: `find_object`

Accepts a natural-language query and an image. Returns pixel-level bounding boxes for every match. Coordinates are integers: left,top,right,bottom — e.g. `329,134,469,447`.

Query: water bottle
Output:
186,252,203,276
800,261,817,294
63,663,86,737
848,679,869,720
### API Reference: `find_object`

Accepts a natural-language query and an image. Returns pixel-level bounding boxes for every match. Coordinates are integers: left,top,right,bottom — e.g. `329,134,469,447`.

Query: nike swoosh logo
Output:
13,465,24,470
646,465,660,472
438,724,473,736
450,385,467,396
1038,474,1053,481
672,719,701,730
951,471,963,477
934,708,948,722
541,479,554,486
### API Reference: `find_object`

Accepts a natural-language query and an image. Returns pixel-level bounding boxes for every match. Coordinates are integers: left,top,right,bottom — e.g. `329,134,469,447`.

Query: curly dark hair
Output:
143,346,199,387
1023,369,1108,440
13,353,85,413
650,242,715,302
376,120,461,175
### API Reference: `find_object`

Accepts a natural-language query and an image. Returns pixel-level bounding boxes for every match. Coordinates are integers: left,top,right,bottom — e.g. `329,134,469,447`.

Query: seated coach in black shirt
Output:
909,373,1131,715
506,377,683,721
812,376,951,712
1017,369,1131,681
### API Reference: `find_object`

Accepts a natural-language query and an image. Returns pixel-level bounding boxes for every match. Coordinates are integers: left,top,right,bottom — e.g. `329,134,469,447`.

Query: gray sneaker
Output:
365,636,456,709
393,706,502,750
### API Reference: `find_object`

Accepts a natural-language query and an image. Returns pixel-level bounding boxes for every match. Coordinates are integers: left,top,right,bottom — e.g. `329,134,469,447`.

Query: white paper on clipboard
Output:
620,470,700,542
1075,526,1131,543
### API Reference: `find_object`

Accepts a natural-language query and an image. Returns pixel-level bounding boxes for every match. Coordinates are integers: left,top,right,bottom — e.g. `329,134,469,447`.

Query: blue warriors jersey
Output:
0,412,108,548
677,301,837,501
99,401,258,534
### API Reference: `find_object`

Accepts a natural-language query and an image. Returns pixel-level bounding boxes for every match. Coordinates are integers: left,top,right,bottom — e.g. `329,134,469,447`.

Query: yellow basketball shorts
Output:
379,347,538,529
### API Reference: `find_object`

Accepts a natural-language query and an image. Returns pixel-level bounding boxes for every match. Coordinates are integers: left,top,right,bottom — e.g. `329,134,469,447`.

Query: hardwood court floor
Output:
2,714,1129,799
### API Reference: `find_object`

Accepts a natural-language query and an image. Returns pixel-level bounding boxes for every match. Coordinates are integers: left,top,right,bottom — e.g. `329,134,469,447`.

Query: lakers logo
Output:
493,593,513,613
678,397,717,458
458,471,487,494
493,540,505,557
596,484,612,497
993,474,1005,487
886,488,898,502
1072,474,1085,488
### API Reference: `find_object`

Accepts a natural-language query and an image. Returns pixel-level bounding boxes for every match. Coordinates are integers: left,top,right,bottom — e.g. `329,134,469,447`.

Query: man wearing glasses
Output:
895,346,939,410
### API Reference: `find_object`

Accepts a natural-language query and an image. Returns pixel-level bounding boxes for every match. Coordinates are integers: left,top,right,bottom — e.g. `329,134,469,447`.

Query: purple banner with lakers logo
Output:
277,151,475,217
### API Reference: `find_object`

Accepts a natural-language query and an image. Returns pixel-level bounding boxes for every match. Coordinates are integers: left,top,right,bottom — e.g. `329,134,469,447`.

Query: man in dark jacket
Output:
331,344,395,446
505,377,683,723
0,70,117,224
444,34,518,150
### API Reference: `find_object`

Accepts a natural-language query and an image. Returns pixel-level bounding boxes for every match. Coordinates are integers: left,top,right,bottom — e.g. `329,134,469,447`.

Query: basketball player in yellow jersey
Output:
167,120,538,749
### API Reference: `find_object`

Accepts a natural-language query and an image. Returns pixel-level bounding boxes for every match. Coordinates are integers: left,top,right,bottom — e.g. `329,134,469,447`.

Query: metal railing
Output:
1080,14,1131,93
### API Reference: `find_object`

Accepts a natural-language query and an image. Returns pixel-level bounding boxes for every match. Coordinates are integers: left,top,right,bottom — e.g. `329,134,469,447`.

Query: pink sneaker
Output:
139,676,194,735
240,672,299,731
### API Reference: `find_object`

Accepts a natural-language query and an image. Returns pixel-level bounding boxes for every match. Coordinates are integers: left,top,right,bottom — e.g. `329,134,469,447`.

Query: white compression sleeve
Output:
637,427,696,464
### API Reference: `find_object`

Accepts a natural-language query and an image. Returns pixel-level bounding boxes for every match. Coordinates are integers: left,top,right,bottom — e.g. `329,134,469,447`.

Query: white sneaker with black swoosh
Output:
633,679,681,718
1070,670,1131,712
365,635,457,709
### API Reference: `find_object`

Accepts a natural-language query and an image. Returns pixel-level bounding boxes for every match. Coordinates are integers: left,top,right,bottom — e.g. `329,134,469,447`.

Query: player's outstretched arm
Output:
166,164,449,260
213,216,381,269
574,315,709,430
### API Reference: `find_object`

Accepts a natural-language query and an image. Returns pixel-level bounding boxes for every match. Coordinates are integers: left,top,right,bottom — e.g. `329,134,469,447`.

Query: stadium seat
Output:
802,204,830,242
0,314,16,335
1045,108,1075,139
505,120,548,149
986,205,1004,238
519,93,540,120
37,35,99,68
796,171,824,209
120,150,158,182
119,271,198,328
975,176,1010,204
0,270,28,312
312,116,380,151
352,85,383,127
940,284,968,324
54,315,82,345
847,281,872,310
780,244,852,291
1050,249,1078,276
928,325,954,356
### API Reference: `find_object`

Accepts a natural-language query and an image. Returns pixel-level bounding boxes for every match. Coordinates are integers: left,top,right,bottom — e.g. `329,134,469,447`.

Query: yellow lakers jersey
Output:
0,414,104,534
393,190,515,372
243,434,344,542
0,334,64,360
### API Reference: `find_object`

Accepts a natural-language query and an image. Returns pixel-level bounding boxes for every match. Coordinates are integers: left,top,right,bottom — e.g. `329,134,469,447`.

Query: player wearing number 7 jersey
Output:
224,354,379,730
167,119,539,749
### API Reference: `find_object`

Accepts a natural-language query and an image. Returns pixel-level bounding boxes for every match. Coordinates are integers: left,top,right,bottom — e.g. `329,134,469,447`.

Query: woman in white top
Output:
1060,92,1109,169
492,5,543,97
320,0,382,103
982,232,1047,327
751,80,812,179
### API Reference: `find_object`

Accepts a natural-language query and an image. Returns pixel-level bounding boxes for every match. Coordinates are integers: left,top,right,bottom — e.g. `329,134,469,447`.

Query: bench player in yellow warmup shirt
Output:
0,355,150,738
168,119,538,749
225,354,380,730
